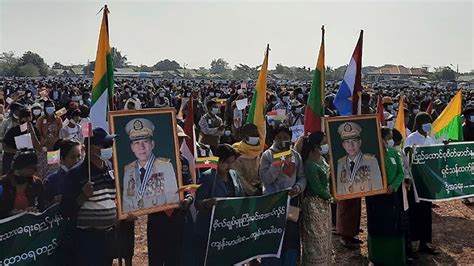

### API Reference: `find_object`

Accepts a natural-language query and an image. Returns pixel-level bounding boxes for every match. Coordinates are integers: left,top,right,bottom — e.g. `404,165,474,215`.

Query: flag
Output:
304,26,325,134
334,30,364,116
180,94,197,183
426,97,434,115
247,44,269,152
432,90,463,141
55,107,67,117
395,96,406,138
47,150,60,164
376,95,386,126
82,122,93,137
272,150,292,166
90,5,114,131
177,184,201,193
195,157,219,169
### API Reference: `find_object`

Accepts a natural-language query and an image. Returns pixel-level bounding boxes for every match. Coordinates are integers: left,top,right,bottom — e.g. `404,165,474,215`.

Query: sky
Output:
1,0,473,72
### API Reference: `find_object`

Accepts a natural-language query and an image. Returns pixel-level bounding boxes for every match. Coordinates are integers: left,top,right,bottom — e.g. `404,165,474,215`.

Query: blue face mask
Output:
100,148,113,161
421,123,432,133
46,107,55,115
470,115,474,122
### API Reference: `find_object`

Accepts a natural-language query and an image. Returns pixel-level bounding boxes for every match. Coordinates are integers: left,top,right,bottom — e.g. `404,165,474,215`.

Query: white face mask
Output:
387,139,395,147
469,115,474,122
297,94,304,99
216,93,221,97
224,130,232,136
211,108,219,115
283,96,289,102
319,144,329,155
159,93,165,97
186,93,191,97
32,109,42,116
247,136,259,146
413,109,420,114
295,108,302,114
100,147,113,161
209,92,215,97
386,120,395,129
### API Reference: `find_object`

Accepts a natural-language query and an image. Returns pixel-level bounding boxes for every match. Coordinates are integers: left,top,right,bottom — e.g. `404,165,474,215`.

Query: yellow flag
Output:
395,96,406,138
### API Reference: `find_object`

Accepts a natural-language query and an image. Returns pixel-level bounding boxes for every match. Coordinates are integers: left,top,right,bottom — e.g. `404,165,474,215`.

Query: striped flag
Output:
195,157,219,169
376,95,386,126
90,5,114,131
82,122,93,137
247,44,269,152
334,30,364,116
432,90,463,141
272,150,292,166
180,94,197,183
47,150,60,164
304,26,325,134
395,96,406,138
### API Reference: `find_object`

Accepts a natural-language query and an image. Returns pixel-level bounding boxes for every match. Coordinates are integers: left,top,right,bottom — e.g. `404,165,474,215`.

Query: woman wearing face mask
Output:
43,139,82,205
37,100,63,152
194,144,244,266
403,112,439,256
300,132,333,266
285,101,305,127
219,126,235,145
259,125,306,266
60,109,84,143
366,127,406,265
0,149,44,219
232,123,263,196
0,102,23,144
30,103,43,126
124,90,142,110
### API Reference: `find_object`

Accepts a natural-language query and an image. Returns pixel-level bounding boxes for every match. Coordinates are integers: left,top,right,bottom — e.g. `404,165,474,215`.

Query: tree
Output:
19,51,49,76
0,51,20,77
18,64,40,77
111,47,128,68
210,58,229,74
153,59,181,71
233,64,260,80
135,65,154,72
432,66,456,81
195,67,210,79
52,62,64,69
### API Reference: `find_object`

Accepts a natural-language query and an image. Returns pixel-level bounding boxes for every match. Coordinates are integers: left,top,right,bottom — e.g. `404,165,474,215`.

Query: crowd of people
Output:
0,76,473,266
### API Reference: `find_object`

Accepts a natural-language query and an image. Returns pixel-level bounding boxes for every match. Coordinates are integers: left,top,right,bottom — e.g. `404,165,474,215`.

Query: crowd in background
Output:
0,76,473,266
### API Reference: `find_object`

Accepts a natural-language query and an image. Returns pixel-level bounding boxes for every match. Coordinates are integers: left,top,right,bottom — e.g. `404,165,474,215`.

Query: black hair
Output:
18,108,31,119
273,125,292,138
206,99,217,110
214,144,239,162
66,109,81,119
12,148,38,170
381,127,392,140
392,128,403,144
301,131,325,164
414,112,432,131
78,105,90,118
53,139,81,159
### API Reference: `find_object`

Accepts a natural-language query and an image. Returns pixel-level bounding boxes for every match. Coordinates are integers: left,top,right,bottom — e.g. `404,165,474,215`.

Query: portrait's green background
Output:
110,112,178,192
327,117,383,175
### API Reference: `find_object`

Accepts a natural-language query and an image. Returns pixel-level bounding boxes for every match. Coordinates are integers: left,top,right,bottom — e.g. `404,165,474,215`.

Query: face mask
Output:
69,119,76,125
237,89,244,94
469,115,474,122
421,123,432,133
224,130,231,136
386,105,394,111
32,109,42,116
413,109,420,114
216,93,221,97
297,94,304,99
211,108,220,115
295,108,302,114
100,147,113,161
319,144,329,155
387,139,395,147
247,137,259,146
186,93,191,97
386,120,395,129
272,100,278,105
283,96,289,102
46,107,55,115
26,93,31,97
280,140,291,150
159,93,165,97
133,94,138,99
209,92,215,97
14,174,29,185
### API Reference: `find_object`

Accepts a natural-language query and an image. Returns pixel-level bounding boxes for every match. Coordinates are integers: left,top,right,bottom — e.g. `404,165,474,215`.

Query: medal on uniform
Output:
348,185,353,193
138,199,144,208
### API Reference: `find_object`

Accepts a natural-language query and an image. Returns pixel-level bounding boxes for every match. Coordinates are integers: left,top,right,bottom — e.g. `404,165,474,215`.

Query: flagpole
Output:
88,122,91,183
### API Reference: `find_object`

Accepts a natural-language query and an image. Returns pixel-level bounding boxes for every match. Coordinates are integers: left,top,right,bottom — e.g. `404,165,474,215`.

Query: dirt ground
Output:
122,199,473,265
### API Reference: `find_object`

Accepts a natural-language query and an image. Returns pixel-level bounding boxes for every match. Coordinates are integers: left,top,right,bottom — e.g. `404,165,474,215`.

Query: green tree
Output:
233,64,260,80
19,51,49,76
210,58,229,74
433,67,456,81
52,62,64,69
153,59,181,71
0,51,20,77
18,64,40,77
195,67,210,79
135,65,154,72
111,47,128,68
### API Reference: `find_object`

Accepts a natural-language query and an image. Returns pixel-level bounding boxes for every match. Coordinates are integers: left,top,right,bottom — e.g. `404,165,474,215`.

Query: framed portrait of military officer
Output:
109,108,183,219
325,115,387,200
